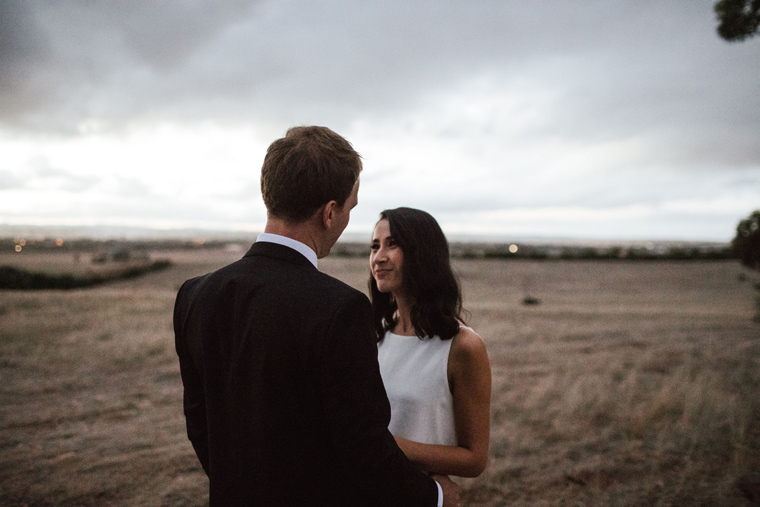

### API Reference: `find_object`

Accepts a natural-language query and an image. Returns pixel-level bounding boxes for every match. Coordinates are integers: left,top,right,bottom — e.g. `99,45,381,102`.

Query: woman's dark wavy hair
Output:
369,207,465,341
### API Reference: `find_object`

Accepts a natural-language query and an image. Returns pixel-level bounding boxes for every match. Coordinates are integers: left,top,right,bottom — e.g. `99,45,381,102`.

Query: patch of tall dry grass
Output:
439,260,760,506
1,252,758,506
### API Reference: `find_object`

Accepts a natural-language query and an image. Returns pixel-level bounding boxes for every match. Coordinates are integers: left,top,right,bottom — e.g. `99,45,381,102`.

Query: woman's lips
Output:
373,268,391,278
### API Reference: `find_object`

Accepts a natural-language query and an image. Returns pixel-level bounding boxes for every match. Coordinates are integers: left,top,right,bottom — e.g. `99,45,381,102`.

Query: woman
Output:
370,207,491,478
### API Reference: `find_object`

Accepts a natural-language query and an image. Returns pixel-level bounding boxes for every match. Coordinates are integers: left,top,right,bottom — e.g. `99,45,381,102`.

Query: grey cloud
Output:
0,169,25,190
24,157,101,193
1,0,758,242
111,176,152,198
222,180,264,202
0,0,260,133
6,0,754,143
0,1,55,120
360,160,760,218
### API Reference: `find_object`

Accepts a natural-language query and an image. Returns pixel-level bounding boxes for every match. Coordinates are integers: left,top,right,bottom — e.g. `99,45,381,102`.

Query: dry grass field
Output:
1,247,759,506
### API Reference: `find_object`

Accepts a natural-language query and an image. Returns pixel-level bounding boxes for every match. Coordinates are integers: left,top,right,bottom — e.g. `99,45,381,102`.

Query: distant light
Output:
509,244,519,253
19,239,26,246
15,245,22,252
194,238,206,246
56,238,64,246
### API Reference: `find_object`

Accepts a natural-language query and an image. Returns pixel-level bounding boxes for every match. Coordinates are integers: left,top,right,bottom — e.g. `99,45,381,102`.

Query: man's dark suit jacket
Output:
174,241,438,506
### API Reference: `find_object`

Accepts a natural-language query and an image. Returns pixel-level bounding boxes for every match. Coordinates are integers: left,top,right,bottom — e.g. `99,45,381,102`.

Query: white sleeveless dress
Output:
377,330,457,447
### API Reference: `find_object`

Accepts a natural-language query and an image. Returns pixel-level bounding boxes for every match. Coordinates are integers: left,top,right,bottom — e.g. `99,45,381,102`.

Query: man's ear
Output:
320,200,338,230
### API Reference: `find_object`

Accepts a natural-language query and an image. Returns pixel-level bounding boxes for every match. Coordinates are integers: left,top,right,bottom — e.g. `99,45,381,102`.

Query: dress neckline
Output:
386,330,420,338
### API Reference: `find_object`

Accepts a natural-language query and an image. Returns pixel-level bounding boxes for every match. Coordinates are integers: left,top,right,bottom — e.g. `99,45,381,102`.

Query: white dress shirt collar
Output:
256,233,318,269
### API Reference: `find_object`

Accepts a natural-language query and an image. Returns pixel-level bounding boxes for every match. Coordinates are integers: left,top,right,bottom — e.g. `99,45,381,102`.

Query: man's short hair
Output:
261,126,362,222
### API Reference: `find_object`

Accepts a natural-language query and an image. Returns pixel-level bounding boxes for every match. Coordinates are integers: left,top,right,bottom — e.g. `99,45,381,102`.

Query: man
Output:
174,126,459,506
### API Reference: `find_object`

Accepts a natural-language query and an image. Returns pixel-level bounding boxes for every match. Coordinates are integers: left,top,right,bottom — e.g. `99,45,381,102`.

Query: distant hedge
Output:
0,260,172,290
454,245,734,261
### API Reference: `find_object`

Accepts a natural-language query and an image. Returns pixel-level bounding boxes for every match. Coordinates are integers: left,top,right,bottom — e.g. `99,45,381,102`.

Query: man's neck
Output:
264,217,323,257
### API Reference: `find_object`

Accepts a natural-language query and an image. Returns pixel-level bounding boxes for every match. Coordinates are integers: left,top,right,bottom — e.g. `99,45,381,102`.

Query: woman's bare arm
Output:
394,328,491,477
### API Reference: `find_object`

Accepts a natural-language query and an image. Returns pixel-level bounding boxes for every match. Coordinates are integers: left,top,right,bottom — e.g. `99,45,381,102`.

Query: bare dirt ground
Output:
1,249,759,506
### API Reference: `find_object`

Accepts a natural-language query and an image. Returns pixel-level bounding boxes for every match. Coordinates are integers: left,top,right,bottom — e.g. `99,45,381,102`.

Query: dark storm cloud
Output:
0,0,259,132
4,0,756,151
0,1,52,120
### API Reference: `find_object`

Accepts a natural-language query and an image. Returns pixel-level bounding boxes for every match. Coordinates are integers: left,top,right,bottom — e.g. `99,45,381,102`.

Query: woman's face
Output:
370,219,404,295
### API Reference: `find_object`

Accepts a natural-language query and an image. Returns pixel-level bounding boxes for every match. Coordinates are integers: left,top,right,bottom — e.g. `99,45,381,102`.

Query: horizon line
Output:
0,223,731,245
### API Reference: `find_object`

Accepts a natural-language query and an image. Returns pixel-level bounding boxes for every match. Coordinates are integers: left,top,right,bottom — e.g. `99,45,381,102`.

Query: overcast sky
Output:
1,0,758,242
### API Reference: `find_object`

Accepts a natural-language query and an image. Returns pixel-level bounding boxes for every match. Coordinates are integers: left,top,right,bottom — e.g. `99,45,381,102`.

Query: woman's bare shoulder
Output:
450,326,488,363
448,326,491,394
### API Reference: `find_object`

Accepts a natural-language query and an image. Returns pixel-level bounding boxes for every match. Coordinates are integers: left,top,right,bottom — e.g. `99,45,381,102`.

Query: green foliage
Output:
732,210,760,270
715,0,760,41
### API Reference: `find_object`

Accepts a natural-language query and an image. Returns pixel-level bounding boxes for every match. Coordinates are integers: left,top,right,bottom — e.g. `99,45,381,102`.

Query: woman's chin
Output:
376,284,395,294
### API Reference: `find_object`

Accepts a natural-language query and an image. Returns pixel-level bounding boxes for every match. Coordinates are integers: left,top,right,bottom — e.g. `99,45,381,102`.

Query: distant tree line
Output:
331,241,734,261
0,260,172,290
0,237,236,254
3,236,737,262
453,245,733,261
732,210,760,271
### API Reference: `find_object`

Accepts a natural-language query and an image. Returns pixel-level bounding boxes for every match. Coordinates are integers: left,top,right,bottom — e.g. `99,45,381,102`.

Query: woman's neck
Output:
392,293,416,336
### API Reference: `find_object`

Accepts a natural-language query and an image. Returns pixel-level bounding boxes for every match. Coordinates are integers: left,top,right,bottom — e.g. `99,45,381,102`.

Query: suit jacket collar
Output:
244,241,317,270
